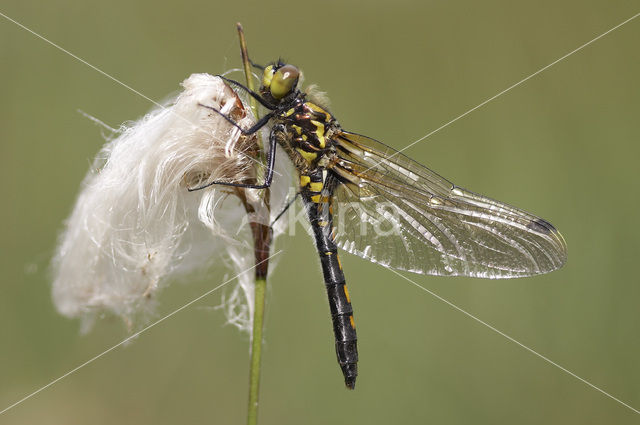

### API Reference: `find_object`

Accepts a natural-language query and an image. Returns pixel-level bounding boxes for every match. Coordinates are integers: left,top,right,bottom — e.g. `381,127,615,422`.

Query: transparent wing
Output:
328,131,567,279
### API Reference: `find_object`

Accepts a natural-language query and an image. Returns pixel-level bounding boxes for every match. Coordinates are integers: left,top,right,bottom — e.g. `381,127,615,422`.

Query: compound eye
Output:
262,65,275,89
270,64,299,99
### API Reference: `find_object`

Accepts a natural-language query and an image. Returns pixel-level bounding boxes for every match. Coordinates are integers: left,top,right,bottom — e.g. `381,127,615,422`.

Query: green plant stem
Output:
236,23,271,425
237,22,259,121
241,204,271,425
247,275,266,425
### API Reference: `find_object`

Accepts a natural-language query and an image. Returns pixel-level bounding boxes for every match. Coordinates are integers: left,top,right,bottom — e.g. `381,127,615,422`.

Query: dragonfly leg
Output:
197,103,273,136
187,126,279,192
270,191,300,226
216,75,275,110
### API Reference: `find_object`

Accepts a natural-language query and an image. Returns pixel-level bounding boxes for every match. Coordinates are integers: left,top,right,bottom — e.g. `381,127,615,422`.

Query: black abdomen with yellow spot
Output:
201,59,566,391
300,170,358,389
261,63,358,388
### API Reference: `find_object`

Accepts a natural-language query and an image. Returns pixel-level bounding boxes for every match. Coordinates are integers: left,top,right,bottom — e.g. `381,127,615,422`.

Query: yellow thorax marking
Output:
284,108,295,117
309,181,323,192
310,120,326,148
296,148,317,163
308,102,329,117
292,124,302,135
300,175,311,187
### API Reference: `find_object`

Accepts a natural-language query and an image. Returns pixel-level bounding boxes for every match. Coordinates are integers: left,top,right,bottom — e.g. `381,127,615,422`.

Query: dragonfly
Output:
190,60,568,389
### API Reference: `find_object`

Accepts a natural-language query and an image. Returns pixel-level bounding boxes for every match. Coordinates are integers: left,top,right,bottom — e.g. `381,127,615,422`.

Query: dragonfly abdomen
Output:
322,254,358,389
301,171,358,389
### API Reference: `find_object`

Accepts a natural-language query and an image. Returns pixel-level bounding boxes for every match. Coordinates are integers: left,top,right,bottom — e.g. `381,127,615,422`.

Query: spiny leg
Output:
270,191,301,227
217,75,275,110
187,124,281,191
197,102,274,135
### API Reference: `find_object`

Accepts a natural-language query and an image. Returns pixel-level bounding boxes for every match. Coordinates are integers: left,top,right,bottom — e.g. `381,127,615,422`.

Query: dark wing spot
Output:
527,218,556,235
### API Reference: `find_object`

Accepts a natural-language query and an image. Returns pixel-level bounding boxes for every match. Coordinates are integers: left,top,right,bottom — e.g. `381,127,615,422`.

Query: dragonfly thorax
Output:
276,99,339,168
258,62,340,169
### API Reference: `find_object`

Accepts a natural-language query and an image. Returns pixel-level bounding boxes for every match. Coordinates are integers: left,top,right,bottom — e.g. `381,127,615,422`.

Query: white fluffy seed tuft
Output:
52,73,291,332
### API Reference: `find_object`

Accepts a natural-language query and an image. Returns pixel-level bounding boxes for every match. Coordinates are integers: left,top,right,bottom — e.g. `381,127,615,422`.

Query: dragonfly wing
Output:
328,131,567,278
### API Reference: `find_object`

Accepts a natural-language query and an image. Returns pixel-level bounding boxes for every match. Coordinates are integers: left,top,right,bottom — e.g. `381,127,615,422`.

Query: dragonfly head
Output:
261,62,300,102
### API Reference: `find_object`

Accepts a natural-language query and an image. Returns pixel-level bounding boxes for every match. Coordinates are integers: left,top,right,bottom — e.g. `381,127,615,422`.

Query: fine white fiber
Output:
52,73,292,332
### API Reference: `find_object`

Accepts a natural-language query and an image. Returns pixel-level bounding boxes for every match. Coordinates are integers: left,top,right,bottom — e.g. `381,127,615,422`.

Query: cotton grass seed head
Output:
52,73,291,332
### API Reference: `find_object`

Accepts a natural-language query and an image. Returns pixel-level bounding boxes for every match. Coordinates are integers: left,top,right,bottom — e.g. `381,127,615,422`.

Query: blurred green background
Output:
1,1,639,424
